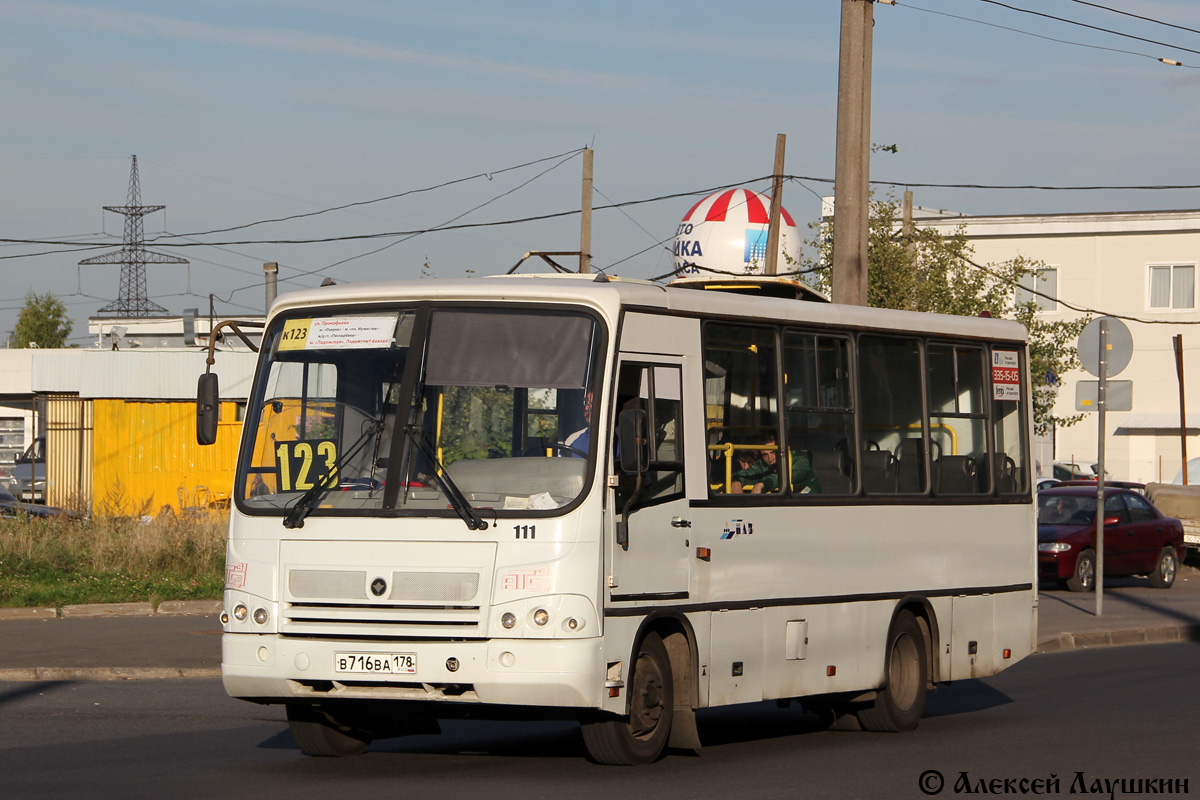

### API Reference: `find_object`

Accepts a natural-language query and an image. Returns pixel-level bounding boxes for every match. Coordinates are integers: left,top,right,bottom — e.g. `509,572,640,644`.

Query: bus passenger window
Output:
858,335,925,494
785,331,855,495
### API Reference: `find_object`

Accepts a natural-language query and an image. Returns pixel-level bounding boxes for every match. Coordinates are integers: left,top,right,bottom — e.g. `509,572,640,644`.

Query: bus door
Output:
609,359,690,600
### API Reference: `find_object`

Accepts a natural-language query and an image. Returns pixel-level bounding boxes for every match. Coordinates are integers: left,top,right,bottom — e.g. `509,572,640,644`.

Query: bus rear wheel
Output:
581,632,673,765
857,610,927,733
287,703,372,757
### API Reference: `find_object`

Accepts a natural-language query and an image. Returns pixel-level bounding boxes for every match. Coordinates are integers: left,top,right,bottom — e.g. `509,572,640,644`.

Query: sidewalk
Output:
0,573,1197,681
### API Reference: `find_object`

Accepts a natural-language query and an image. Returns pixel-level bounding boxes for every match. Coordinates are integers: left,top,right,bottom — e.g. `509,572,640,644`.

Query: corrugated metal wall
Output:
46,394,93,511
90,398,243,516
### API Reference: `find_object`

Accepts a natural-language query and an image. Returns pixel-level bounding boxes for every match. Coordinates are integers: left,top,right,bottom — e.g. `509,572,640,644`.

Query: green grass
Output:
0,511,226,609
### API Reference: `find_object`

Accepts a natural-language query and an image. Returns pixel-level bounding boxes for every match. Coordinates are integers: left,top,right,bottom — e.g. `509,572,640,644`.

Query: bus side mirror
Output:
618,408,649,474
197,373,219,446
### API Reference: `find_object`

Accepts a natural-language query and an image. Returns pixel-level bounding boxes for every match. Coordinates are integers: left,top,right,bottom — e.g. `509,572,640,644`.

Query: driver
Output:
563,390,592,455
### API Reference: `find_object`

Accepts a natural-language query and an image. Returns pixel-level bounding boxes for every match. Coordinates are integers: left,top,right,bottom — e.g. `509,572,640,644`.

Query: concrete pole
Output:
832,0,874,306
264,262,278,312
579,149,593,274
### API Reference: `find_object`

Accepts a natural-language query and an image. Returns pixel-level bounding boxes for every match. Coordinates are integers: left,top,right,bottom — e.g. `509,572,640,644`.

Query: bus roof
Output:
268,273,1028,344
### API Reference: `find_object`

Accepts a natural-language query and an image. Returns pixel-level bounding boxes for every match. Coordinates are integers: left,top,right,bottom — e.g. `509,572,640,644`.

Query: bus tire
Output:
857,610,927,733
1149,547,1178,589
286,703,371,757
1066,548,1095,593
581,632,673,765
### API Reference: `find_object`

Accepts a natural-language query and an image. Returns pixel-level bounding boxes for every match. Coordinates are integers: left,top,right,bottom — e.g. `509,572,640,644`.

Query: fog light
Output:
532,609,549,626
252,607,269,625
562,617,584,632
501,612,517,629
233,604,248,621
220,611,230,624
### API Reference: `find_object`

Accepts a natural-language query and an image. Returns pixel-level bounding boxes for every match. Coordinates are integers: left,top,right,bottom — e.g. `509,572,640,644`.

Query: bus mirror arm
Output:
616,473,642,551
197,319,263,447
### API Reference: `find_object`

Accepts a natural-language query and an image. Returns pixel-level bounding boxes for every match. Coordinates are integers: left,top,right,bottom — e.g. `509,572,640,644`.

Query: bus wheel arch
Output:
856,607,929,732
894,596,941,686
582,629,674,764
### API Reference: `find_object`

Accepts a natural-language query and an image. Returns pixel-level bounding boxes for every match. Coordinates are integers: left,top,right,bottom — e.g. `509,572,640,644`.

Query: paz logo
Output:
720,519,753,540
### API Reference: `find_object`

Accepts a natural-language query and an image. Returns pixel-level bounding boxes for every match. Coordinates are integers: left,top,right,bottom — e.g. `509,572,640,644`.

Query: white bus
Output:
199,273,1037,765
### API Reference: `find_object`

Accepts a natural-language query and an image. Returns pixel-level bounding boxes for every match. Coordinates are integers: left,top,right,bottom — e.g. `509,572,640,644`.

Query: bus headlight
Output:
562,617,584,632
532,609,550,627
252,607,270,625
233,603,249,621
501,612,517,629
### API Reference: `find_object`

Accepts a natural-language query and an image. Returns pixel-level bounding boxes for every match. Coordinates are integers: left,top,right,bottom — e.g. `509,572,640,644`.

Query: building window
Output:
1015,268,1058,311
1149,264,1195,310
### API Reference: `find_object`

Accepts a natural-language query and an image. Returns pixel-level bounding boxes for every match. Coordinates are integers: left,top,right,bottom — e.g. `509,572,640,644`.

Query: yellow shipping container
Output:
90,398,242,516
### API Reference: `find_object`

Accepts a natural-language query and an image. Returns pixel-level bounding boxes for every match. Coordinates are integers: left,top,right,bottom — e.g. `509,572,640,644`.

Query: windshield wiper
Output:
283,420,383,529
403,425,488,531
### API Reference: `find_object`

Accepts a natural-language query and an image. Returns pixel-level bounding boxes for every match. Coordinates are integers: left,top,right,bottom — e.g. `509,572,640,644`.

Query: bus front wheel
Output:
857,610,927,733
287,703,372,757
581,632,674,765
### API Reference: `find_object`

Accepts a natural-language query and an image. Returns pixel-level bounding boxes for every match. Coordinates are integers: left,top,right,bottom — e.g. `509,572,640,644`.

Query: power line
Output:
147,147,588,242
897,1,1195,66
1065,0,1200,38
972,0,1200,58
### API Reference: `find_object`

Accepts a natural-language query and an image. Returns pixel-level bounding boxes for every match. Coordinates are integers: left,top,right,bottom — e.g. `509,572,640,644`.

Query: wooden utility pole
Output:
902,190,915,259
579,148,593,274
764,134,786,276
1176,334,1188,484
832,0,874,306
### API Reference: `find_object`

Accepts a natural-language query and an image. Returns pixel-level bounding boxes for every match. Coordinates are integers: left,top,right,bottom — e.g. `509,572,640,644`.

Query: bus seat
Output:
935,454,979,494
896,438,925,493
860,449,896,493
811,449,853,494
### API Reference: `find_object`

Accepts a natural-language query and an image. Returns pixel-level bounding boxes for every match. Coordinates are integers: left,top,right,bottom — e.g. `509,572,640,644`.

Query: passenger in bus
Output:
732,434,821,494
726,443,757,493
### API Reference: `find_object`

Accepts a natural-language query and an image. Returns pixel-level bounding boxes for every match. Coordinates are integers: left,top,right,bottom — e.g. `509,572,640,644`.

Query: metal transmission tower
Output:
80,155,187,316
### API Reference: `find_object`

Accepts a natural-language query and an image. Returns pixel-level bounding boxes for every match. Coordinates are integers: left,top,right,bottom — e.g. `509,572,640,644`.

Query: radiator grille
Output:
282,568,485,639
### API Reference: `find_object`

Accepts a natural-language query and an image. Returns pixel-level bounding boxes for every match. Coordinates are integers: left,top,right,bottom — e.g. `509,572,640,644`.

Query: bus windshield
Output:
237,306,603,522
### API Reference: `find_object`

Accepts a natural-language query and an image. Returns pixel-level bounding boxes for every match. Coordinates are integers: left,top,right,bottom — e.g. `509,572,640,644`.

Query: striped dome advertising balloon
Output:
672,188,800,276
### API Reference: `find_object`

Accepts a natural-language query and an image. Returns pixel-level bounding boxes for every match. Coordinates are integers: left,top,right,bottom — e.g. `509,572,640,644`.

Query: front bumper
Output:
222,633,606,710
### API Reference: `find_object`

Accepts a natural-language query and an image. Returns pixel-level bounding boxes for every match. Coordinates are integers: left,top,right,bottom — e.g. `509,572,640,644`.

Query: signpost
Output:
1076,316,1133,616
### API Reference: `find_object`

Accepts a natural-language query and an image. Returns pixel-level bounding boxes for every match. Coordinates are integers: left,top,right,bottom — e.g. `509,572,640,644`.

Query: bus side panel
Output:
758,602,890,703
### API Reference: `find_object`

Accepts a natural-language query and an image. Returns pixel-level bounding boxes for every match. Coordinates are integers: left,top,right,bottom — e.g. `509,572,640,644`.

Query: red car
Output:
1037,486,1185,592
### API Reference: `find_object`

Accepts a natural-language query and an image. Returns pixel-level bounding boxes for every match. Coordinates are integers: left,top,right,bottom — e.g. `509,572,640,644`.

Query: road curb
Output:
0,600,222,620
1037,623,1200,654
0,667,221,682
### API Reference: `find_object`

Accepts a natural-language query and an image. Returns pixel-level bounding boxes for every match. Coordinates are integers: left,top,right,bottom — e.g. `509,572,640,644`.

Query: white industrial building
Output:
915,207,1200,484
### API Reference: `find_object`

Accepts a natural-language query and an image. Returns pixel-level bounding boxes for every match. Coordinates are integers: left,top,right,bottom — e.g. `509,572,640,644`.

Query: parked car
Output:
1052,461,1094,481
1055,479,1146,496
0,485,65,519
1036,477,1061,492
1037,486,1185,592
7,436,45,504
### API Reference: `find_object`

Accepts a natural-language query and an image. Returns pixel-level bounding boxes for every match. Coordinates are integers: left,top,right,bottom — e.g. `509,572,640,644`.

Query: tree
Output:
11,291,73,349
803,197,1087,435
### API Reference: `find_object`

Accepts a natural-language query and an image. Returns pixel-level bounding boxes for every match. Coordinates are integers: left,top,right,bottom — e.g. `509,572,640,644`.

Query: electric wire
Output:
972,0,1200,58
898,1,1191,65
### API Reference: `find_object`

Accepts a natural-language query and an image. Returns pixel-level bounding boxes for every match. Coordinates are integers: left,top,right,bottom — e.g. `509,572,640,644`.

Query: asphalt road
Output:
0,643,1195,800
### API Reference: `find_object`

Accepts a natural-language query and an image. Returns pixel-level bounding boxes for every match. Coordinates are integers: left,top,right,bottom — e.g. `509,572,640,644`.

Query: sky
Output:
3,0,1200,345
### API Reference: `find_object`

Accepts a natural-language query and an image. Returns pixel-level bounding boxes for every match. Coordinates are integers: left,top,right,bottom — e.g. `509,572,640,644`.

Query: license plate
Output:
334,652,417,675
